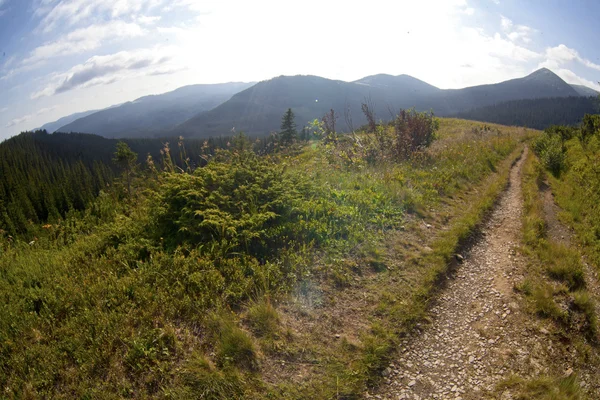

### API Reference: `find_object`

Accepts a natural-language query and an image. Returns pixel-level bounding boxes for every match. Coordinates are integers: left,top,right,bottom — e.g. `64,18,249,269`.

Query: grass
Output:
544,244,586,291
166,352,246,399
246,297,280,338
213,318,258,371
547,132,600,283
263,119,532,396
522,147,598,339
497,374,584,400
0,118,534,398
510,146,600,398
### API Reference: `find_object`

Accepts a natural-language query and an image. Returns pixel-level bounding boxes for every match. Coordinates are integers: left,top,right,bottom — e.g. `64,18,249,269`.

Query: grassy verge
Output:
355,143,526,387
547,134,600,276
496,375,583,400
518,147,597,338
504,147,599,399
263,121,531,397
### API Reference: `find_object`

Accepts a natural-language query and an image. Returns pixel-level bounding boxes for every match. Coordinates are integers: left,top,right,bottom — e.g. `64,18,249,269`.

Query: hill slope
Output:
175,76,381,137
434,68,580,114
174,69,584,138
353,73,441,95
57,82,253,138
39,109,103,133
453,96,599,129
570,84,599,97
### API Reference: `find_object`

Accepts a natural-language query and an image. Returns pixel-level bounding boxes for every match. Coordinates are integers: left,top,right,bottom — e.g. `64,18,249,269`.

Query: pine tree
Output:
280,108,297,145
113,141,137,198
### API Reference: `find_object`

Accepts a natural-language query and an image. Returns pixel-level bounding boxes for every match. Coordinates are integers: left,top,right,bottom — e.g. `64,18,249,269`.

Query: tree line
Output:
454,96,599,129
0,110,311,237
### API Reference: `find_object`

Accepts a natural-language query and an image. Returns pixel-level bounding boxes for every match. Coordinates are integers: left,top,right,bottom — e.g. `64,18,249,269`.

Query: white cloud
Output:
36,0,197,32
136,15,161,25
554,68,600,91
500,15,513,31
38,0,137,32
1,62,43,82
507,26,533,43
463,7,475,15
2,106,57,129
488,32,540,62
0,107,8,113
536,44,600,90
36,106,58,115
0,0,10,18
1,55,16,70
31,46,179,98
545,44,578,64
24,21,146,64
148,0,543,89
5,114,33,128
581,59,600,72
500,15,535,44
539,44,600,72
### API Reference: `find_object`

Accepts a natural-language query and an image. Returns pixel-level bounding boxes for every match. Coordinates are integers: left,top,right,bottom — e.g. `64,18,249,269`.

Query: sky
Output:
0,0,599,141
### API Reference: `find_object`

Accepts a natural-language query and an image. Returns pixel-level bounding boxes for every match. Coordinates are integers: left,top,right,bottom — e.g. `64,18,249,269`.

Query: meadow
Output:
0,118,533,398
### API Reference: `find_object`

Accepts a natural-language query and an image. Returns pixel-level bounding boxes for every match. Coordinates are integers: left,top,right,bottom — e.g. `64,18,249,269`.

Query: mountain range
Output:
43,68,597,139
52,82,254,138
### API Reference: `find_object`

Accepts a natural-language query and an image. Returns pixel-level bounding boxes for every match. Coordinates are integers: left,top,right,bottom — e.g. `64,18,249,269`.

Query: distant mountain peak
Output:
533,67,553,73
353,74,440,93
525,67,562,80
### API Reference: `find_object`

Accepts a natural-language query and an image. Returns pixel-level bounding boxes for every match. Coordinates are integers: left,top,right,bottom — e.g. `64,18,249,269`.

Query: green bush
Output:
317,108,439,166
545,125,576,142
533,132,566,177
155,149,302,256
392,108,439,160
579,113,600,148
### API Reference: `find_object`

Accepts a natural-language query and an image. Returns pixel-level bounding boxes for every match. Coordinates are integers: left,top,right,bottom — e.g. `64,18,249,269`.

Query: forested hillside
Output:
0,131,114,236
454,96,599,129
0,130,265,236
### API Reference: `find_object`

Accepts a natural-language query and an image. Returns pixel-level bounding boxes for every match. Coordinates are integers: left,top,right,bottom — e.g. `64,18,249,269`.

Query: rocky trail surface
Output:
370,148,570,399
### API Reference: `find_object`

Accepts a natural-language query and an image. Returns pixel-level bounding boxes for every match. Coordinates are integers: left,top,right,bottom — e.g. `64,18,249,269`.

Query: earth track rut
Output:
541,180,600,329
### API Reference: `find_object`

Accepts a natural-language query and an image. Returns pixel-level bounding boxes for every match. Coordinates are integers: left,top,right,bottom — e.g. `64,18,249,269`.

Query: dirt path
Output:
370,148,564,399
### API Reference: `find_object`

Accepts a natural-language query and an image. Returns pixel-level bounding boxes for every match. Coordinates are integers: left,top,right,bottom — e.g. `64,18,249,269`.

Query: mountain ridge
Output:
55,82,254,139
43,68,597,139
173,68,588,138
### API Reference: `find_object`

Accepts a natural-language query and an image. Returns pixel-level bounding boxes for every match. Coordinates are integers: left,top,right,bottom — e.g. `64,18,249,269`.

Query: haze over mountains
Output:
39,109,102,133
52,82,254,139
40,68,597,139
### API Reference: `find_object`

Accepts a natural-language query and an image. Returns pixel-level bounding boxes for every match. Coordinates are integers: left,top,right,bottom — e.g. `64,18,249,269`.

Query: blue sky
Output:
0,0,599,141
